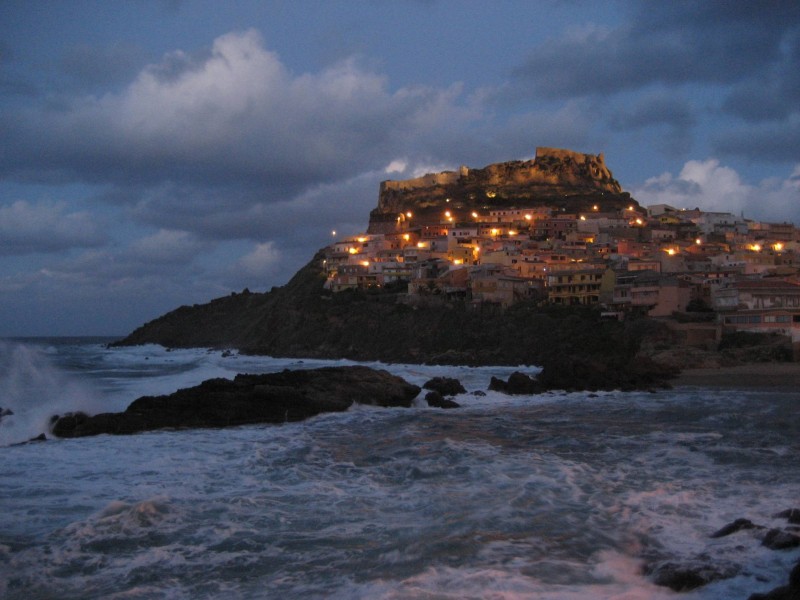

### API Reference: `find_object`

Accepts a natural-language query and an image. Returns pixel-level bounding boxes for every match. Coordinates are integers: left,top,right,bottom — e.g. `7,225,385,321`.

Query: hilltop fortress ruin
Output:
369,147,632,233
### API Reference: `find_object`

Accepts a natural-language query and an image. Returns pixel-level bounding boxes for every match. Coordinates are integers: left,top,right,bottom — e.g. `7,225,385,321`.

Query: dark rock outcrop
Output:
710,518,762,538
489,372,542,394
775,509,800,525
646,511,800,595
51,366,421,438
424,391,460,409
762,529,800,550
422,377,466,396
644,560,739,592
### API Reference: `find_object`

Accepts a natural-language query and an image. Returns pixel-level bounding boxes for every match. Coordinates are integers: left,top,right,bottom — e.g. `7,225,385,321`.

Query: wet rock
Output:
51,366,421,438
774,509,800,525
422,377,466,397
489,371,543,395
711,518,762,538
762,529,800,550
424,391,460,409
0,406,13,423
645,560,739,592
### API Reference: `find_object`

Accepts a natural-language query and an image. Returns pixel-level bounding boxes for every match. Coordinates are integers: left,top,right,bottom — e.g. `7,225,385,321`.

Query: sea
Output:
0,337,798,599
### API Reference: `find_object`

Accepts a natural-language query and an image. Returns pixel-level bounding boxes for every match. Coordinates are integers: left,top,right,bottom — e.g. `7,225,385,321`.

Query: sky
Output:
1,0,799,336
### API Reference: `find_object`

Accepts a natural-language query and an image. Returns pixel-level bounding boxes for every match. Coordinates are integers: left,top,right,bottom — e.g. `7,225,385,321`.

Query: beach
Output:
673,362,800,390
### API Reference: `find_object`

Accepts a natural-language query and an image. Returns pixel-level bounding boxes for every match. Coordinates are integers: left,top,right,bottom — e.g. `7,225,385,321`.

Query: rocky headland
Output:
112,147,796,390
51,366,421,438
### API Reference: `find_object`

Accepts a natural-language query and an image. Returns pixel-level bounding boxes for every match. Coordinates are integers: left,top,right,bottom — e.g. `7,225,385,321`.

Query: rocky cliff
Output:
369,147,632,232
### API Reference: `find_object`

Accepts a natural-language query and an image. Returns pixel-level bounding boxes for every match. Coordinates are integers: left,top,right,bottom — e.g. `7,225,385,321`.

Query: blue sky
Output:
1,0,799,336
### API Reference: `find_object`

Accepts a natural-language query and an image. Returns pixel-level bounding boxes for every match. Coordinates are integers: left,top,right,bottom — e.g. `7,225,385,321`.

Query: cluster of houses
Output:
322,202,800,343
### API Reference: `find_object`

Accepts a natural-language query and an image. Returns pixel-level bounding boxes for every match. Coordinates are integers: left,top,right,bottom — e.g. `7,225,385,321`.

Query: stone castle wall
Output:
379,148,616,195
380,166,469,193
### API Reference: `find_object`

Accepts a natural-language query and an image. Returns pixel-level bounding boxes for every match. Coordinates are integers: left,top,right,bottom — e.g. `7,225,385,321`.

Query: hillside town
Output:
322,198,800,345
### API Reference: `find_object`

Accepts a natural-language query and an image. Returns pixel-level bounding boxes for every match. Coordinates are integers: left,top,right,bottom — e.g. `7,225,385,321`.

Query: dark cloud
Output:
0,200,108,256
722,28,800,122
127,170,380,249
609,93,694,131
713,122,800,163
512,1,800,99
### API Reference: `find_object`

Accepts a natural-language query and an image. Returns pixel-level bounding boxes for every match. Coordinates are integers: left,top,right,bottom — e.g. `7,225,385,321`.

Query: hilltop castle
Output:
369,147,628,233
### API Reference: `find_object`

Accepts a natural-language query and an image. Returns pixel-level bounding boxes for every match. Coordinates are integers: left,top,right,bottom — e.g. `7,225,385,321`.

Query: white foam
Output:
0,341,106,445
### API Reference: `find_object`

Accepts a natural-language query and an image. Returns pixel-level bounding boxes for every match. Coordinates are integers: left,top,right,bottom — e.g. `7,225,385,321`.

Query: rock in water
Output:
422,377,466,396
424,391,460,409
645,560,739,592
774,509,800,525
710,518,762,538
762,529,800,550
51,366,421,438
488,372,543,394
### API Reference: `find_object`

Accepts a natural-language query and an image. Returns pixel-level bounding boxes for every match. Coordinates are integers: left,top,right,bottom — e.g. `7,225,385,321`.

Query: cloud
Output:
234,242,282,279
609,92,695,131
631,159,800,223
0,200,107,255
713,120,800,163
128,229,209,265
0,29,465,195
513,2,800,99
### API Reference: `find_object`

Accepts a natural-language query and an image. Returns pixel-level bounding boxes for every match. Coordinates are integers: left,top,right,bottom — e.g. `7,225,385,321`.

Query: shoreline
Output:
672,362,800,390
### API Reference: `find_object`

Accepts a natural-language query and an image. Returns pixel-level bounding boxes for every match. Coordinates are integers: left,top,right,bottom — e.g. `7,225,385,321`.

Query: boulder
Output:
645,560,739,592
774,509,800,525
424,391,460,409
422,377,466,396
711,518,762,538
762,529,800,550
489,371,543,395
51,366,421,438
